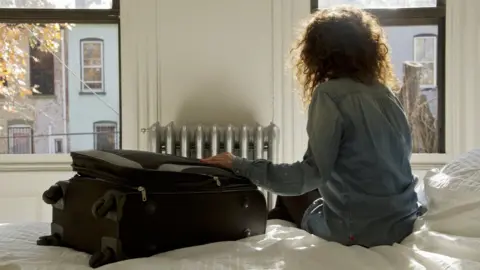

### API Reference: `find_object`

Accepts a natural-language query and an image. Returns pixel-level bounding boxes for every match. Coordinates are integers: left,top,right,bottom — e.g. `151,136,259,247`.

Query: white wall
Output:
158,1,274,126
120,0,311,161
67,24,120,151
0,0,479,223
0,171,74,222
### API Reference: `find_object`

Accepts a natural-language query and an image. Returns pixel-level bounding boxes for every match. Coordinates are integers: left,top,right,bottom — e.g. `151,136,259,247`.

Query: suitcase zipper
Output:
77,174,148,202
137,186,147,202
111,177,222,203
134,179,218,203
212,176,221,186
77,174,252,203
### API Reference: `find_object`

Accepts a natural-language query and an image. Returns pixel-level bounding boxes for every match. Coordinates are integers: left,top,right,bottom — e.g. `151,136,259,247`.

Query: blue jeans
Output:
268,190,321,227
300,198,331,237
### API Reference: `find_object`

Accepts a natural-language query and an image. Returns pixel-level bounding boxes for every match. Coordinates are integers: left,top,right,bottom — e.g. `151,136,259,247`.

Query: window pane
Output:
0,0,112,9
94,123,117,150
0,23,120,154
83,67,102,81
30,45,55,95
414,37,436,62
8,126,32,154
83,42,102,61
385,25,441,153
317,0,437,9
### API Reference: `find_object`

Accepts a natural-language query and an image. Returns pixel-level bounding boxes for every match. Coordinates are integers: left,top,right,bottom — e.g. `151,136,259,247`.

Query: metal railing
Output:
0,131,120,154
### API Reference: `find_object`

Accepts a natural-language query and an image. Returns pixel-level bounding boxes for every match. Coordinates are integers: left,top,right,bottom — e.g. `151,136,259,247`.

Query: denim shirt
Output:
232,78,419,247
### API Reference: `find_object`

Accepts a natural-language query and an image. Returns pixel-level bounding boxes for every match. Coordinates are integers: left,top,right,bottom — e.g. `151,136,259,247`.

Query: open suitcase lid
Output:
70,150,248,189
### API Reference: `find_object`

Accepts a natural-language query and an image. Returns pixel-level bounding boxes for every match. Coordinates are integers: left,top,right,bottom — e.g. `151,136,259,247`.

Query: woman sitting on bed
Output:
201,6,419,247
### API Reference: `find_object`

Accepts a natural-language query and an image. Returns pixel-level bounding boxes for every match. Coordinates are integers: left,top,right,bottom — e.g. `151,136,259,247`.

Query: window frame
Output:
0,1,119,24
54,138,63,153
7,124,34,154
93,121,118,150
29,42,56,96
311,0,447,166
80,38,105,93
0,0,122,170
48,136,65,154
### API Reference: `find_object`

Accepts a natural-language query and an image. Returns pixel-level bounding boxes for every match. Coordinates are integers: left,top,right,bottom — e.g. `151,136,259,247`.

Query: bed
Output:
0,219,479,270
2,150,480,270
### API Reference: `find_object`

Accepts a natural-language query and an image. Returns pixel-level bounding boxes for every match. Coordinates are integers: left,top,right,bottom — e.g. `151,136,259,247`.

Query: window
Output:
49,136,64,153
315,0,437,9
81,39,104,92
0,0,114,9
54,139,63,153
312,0,446,154
414,34,437,88
0,0,121,157
93,121,117,150
30,43,55,95
8,124,33,154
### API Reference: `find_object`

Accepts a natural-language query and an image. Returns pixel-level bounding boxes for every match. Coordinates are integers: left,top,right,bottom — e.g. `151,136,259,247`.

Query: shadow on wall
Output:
173,82,259,126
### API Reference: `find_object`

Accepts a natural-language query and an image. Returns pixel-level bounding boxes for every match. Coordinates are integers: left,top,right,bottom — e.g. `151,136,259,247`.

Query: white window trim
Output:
413,35,437,89
411,1,472,169
80,39,104,92
93,121,118,150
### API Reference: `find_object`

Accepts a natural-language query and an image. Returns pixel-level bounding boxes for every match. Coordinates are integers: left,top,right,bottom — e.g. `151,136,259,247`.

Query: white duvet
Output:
0,219,479,270
3,149,480,270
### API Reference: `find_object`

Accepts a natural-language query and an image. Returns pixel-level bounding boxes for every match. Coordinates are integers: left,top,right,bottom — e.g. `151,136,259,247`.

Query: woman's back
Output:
308,78,418,247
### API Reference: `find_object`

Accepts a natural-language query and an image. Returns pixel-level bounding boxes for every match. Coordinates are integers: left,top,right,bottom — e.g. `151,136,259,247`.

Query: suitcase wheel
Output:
92,193,116,219
42,184,64,205
89,247,116,268
242,197,249,208
36,233,62,246
243,229,252,237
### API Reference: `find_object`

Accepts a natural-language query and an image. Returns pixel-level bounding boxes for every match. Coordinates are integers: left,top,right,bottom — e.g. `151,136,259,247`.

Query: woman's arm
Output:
232,152,319,196
232,92,343,196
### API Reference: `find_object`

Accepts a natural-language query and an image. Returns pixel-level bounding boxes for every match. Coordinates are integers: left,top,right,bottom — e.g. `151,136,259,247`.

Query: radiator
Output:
147,122,279,209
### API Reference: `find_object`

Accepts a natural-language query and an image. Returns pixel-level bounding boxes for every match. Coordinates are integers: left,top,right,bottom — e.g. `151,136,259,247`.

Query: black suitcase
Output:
37,150,268,268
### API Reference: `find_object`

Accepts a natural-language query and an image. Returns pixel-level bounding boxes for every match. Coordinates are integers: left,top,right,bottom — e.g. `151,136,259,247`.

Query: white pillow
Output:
421,149,480,237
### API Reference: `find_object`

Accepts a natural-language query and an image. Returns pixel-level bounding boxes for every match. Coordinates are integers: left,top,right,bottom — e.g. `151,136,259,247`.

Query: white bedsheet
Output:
1,219,480,270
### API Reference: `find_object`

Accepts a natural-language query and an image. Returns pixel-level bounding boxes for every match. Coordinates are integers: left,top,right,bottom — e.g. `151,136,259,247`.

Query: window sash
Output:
81,41,104,91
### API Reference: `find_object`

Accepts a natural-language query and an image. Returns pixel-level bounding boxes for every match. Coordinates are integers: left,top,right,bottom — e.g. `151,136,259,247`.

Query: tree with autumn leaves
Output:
0,23,69,112
0,0,77,114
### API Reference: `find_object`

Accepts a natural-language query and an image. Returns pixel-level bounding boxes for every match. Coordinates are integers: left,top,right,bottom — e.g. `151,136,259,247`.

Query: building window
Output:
93,121,117,150
49,137,64,154
81,39,104,92
30,43,55,95
8,124,33,154
54,138,63,153
414,35,437,88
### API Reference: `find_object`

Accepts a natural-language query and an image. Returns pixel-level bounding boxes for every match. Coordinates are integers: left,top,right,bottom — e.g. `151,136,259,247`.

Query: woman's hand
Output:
200,152,235,169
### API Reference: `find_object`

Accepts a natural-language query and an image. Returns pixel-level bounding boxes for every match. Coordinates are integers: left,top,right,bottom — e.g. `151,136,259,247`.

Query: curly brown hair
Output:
291,6,399,106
